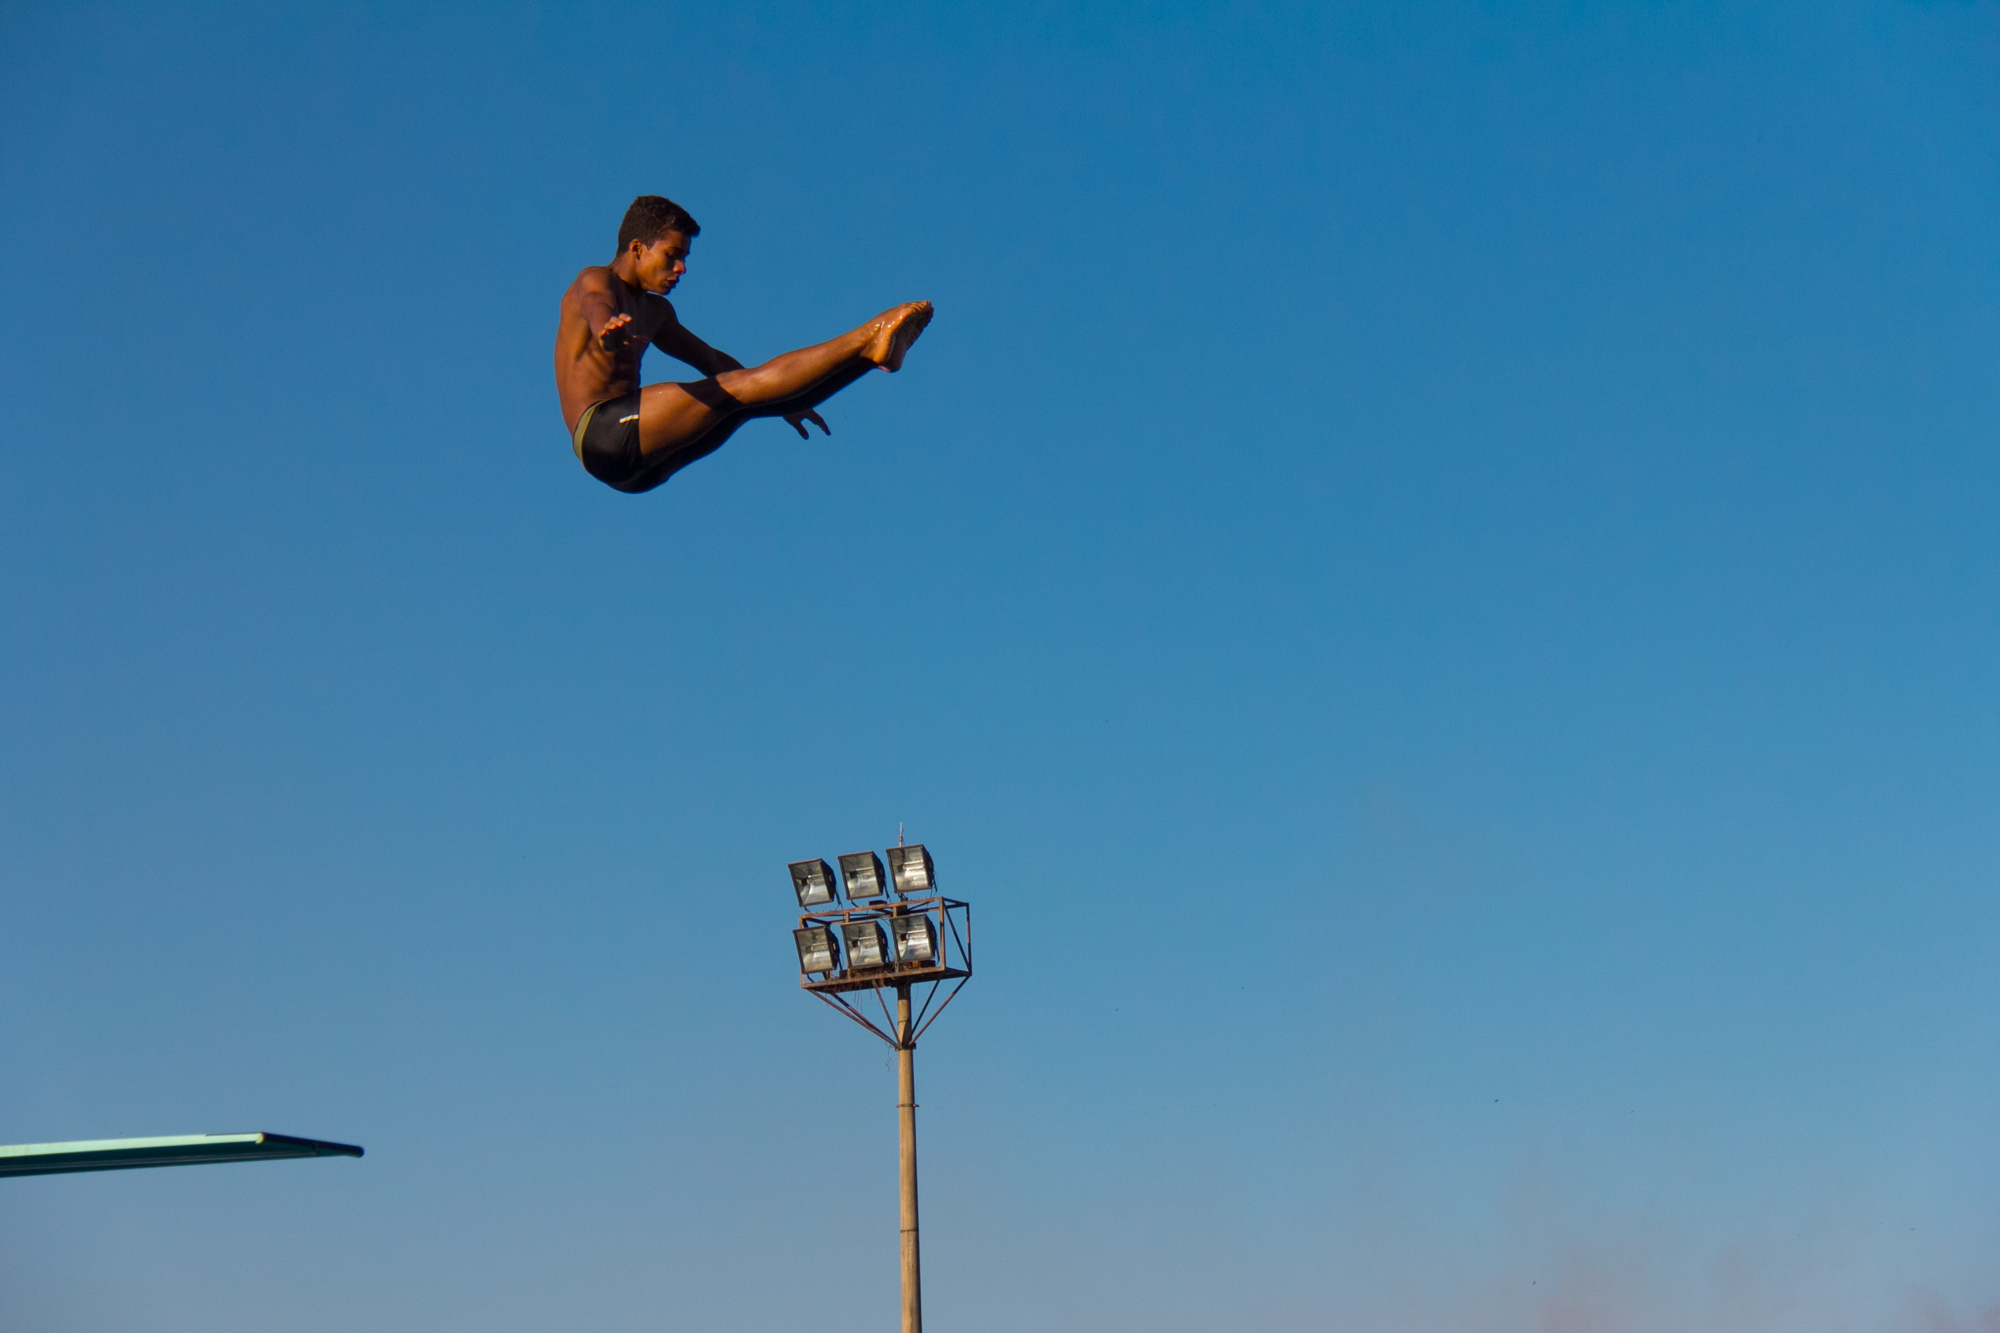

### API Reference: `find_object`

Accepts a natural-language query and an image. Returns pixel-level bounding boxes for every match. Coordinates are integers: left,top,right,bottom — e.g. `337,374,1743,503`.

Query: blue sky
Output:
3,2,1998,1329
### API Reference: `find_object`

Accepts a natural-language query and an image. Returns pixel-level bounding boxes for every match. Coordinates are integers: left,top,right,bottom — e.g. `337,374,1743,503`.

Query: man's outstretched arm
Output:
651,310,743,377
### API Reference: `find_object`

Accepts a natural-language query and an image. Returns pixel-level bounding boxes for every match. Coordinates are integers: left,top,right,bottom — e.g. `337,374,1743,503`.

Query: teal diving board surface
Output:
0,1132,363,1177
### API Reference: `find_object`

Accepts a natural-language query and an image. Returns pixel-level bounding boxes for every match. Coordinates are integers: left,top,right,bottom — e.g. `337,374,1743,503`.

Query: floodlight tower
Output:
788,842,971,1333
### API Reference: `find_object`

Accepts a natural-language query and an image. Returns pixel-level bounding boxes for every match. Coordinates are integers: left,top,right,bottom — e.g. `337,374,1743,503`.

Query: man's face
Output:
629,231,691,294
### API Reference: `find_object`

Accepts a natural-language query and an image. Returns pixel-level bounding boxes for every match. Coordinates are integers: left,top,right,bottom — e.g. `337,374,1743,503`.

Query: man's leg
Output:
635,301,932,463
607,361,879,494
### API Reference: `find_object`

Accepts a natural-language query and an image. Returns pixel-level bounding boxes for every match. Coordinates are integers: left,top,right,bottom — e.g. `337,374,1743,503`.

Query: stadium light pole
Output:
788,841,970,1333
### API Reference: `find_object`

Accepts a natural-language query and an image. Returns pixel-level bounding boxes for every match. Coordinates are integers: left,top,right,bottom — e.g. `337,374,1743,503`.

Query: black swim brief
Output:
572,392,645,489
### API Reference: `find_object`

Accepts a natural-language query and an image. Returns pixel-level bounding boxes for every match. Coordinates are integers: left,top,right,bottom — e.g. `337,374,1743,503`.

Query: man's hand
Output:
597,312,636,352
785,409,831,439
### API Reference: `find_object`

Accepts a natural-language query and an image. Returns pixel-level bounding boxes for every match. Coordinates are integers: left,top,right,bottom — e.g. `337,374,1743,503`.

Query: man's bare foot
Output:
862,301,934,372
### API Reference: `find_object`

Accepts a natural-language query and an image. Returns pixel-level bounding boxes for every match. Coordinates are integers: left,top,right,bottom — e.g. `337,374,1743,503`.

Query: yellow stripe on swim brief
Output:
571,400,603,463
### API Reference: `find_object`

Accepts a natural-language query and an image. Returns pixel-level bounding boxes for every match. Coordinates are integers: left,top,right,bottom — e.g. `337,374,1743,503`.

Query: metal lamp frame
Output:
795,894,972,1050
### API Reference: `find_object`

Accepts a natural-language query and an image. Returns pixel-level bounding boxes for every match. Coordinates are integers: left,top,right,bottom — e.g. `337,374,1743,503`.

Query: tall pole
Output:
896,981,923,1333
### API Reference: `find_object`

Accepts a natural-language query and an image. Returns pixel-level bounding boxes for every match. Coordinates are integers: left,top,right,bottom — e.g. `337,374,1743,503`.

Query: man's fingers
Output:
599,313,634,349
784,410,831,439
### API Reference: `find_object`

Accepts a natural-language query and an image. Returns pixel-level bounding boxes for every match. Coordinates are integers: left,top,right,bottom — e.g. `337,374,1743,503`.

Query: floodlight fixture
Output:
887,844,936,897
891,913,939,964
839,851,889,902
841,919,890,970
789,858,839,908
794,926,841,976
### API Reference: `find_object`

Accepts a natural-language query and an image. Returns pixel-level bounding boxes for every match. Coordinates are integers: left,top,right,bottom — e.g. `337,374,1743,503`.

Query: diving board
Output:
0,1132,363,1177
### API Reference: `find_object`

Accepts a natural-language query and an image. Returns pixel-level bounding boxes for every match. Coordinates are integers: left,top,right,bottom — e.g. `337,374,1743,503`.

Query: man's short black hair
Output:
618,195,701,252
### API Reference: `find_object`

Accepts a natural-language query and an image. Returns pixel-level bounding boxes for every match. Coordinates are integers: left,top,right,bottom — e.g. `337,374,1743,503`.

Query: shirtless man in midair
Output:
555,194,933,493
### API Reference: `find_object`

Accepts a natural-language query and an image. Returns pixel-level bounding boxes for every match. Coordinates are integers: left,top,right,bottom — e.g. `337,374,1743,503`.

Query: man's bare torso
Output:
554,266,681,433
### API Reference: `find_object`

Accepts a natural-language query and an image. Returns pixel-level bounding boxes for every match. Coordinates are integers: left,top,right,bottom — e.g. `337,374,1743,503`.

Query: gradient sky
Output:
3,3,1999,1331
